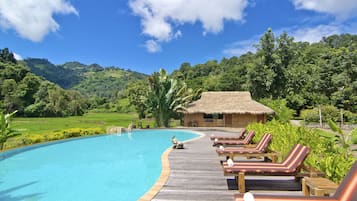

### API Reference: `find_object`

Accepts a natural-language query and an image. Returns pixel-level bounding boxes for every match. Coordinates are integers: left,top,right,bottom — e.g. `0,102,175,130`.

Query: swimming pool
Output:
0,130,198,201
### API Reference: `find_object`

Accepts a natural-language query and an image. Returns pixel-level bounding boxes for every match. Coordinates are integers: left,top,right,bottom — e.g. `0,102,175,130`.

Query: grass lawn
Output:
12,112,143,135
4,112,181,150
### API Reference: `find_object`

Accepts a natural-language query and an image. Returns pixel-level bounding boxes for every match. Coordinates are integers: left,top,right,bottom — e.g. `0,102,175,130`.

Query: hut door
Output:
225,114,232,127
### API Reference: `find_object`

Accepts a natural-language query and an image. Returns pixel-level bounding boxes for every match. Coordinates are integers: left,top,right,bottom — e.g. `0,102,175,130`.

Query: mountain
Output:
24,59,148,100
24,58,80,89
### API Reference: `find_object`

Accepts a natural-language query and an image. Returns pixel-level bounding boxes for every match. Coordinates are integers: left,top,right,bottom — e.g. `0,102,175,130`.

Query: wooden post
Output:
271,154,277,163
238,172,245,193
319,106,322,128
302,178,310,196
340,109,344,128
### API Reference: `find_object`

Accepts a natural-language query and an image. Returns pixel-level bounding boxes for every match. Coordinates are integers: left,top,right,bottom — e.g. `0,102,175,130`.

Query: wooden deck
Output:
152,128,304,201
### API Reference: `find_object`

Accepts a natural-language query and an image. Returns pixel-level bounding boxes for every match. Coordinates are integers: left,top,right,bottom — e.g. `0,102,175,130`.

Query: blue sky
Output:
1,0,357,74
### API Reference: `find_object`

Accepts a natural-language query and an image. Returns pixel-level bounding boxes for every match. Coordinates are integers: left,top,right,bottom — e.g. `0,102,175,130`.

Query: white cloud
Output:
223,38,257,57
223,23,357,56
290,25,341,43
145,39,161,53
292,0,357,19
282,23,357,43
174,30,182,39
13,52,23,60
0,0,78,42
129,0,248,52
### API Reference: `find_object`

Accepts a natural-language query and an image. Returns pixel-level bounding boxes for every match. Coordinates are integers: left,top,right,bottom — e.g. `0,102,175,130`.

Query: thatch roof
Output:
183,91,274,114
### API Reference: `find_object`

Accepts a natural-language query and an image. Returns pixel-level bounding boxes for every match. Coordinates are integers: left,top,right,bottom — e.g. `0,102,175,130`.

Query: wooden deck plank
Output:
152,128,304,201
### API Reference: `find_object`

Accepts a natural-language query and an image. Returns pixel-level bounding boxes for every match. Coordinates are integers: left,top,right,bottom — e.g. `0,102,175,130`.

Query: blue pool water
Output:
0,130,198,201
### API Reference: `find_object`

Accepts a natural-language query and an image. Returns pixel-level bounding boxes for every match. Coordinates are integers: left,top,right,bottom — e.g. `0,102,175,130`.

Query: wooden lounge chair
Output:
210,128,247,141
223,144,310,193
233,161,357,201
213,130,255,146
216,133,279,162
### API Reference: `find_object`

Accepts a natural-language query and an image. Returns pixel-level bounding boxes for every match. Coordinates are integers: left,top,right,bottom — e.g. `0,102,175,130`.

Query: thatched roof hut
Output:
184,91,274,114
182,91,274,127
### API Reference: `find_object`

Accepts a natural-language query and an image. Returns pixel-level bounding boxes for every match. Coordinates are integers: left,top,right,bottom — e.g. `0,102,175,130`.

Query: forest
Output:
171,30,357,115
0,49,147,116
0,29,356,120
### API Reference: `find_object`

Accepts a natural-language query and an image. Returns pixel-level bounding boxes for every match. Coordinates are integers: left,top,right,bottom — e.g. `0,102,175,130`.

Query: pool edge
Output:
138,129,205,201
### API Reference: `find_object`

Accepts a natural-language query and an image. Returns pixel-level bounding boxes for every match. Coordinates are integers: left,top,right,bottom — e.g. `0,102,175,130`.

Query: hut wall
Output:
257,114,266,123
184,113,266,127
184,113,201,127
184,113,225,127
232,114,259,127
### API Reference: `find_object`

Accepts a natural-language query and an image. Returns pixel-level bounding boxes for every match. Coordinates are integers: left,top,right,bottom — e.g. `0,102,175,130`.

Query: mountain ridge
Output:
24,58,148,100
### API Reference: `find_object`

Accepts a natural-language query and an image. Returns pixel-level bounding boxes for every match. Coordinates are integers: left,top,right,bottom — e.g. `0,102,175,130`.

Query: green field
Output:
3,112,182,150
12,112,146,135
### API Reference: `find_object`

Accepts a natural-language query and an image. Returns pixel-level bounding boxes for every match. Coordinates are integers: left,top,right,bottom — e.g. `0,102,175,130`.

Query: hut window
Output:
203,113,223,122
204,114,213,119
213,113,223,119
203,114,213,122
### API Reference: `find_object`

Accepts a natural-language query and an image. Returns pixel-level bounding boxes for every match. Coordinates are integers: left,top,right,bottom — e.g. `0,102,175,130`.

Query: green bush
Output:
301,105,346,123
3,127,105,150
344,111,357,123
247,120,356,182
300,109,320,123
259,99,294,123
351,128,357,144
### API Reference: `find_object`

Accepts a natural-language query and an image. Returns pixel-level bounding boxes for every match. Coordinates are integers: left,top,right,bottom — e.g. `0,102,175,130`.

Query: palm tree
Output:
145,69,193,127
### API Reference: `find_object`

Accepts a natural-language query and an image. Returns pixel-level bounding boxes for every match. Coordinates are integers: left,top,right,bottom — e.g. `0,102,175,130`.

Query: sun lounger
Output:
223,144,310,193
210,128,247,141
233,161,357,201
216,133,279,162
213,130,255,146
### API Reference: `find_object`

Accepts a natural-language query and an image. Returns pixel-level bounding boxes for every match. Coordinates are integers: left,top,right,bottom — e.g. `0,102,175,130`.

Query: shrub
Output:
300,109,320,123
3,127,105,150
259,99,294,123
344,111,357,124
27,134,46,144
301,105,345,123
51,128,104,138
351,128,357,144
247,120,356,182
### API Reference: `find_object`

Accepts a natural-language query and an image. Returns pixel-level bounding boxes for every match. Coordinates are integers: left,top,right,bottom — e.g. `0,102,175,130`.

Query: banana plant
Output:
0,109,19,150
144,69,194,127
327,119,352,152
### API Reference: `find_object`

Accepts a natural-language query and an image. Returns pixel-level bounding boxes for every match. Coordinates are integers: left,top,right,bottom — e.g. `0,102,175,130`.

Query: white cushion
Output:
243,192,255,201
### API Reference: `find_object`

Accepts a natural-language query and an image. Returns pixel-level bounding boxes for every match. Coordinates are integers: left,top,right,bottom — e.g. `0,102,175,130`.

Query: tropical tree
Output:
0,108,19,150
126,80,148,119
144,69,193,127
248,28,276,98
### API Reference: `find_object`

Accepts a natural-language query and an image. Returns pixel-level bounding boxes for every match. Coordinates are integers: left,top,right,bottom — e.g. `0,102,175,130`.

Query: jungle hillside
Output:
1,30,356,121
